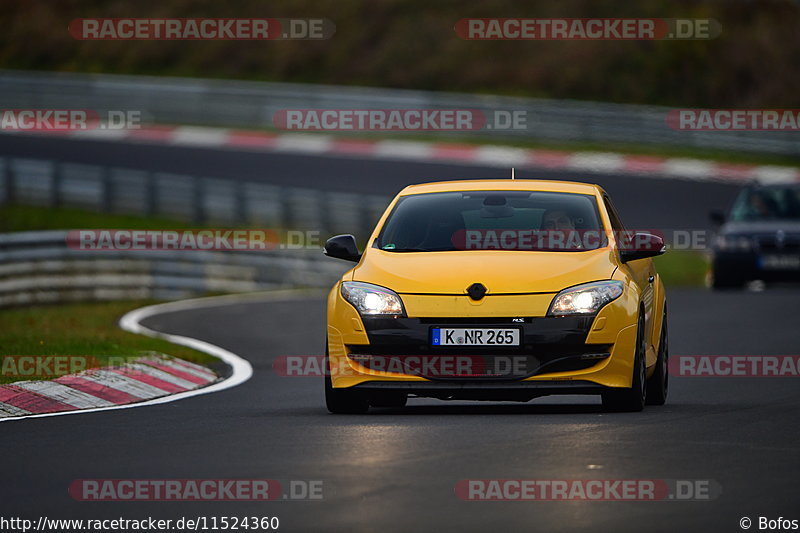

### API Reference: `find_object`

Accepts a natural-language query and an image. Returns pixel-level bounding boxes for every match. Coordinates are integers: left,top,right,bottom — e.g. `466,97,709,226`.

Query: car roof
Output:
398,179,605,196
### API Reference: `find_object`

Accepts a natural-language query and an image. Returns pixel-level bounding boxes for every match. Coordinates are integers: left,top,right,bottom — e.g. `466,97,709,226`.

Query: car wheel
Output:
369,392,408,408
602,312,647,413
645,305,668,406
324,348,369,414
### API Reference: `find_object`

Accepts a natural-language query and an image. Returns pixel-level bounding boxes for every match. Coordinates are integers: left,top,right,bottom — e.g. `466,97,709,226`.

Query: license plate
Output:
431,327,520,346
760,254,800,270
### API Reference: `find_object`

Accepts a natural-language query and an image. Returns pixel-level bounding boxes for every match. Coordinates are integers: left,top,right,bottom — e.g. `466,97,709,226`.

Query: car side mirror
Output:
710,210,726,225
324,234,361,262
619,232,666,263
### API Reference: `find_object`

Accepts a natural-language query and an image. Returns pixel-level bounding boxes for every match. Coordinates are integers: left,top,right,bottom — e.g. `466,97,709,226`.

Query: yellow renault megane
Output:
323,180,668,413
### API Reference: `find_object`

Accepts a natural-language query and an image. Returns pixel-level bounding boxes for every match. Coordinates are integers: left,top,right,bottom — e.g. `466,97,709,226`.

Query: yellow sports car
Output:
323,179,667,413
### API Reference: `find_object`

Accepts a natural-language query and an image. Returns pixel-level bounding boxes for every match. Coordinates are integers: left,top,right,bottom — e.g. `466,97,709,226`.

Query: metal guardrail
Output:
0,156,391,238
0,230,349,307
0,154,388,307
1,70,798,156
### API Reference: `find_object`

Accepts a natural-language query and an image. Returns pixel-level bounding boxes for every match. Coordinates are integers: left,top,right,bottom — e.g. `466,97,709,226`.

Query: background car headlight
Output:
341,281,405,316
548,280,624,316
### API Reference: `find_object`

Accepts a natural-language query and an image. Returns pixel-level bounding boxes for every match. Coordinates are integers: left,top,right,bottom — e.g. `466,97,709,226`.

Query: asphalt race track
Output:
2,136,798,532
2,289,800,532
0,134,740,230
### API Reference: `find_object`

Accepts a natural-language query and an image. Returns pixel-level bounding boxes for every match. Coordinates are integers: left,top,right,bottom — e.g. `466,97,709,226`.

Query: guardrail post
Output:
319,190,332,239
52,162,62,208
102,166,113,212
235,180,247,225
281,187,293,231
145,171,156,216
359,200,372,244
2,157,12,205
193,176,206,224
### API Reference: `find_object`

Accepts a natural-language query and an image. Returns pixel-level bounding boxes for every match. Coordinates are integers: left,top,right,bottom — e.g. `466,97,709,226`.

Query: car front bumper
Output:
713,250,800,282
327,285,641,393
350,379,607,401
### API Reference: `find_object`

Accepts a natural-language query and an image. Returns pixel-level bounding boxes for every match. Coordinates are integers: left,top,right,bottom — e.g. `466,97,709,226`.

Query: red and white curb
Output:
5,125,799,184
0,354,218,418
0,292,266,422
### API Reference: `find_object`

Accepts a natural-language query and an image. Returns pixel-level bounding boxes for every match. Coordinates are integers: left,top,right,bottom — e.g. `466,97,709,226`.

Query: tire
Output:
324,349,369,414
602,312,647,413
369,392,408,408
645,305,668,406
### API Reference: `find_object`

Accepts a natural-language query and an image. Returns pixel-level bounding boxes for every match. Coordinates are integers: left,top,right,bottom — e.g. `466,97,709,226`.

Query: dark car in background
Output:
711,183,800,288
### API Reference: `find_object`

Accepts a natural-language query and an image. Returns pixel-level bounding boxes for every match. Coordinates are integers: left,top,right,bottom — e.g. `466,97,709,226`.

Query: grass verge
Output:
0,300,218,385
0,205,197,232
654,251,709,288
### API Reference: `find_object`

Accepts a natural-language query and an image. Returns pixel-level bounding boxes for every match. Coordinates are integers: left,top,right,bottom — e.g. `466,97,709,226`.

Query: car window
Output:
376,190,607,252
603,196,626,231
730,186,800,221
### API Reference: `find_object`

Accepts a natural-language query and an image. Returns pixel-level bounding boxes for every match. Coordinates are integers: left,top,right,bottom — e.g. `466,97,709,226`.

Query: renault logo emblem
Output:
466,283,487,300
776,230,786,249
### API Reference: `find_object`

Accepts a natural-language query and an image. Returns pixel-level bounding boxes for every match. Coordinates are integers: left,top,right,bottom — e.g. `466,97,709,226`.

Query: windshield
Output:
729,186,800,222
375,190,607,252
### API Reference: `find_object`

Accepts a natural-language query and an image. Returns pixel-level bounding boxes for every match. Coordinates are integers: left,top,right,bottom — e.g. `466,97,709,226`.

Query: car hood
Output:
352,248,618,294
722,221,800,236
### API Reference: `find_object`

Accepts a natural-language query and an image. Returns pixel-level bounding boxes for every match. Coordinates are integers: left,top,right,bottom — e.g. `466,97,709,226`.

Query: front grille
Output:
416,317,536,324
755,235,800,251
347,345,611,380
352,315,604,380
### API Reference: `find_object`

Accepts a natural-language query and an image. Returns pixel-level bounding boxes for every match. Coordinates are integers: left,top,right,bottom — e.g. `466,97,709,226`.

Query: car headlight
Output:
548,280,624,316
341,281,405,316
716,235,754,252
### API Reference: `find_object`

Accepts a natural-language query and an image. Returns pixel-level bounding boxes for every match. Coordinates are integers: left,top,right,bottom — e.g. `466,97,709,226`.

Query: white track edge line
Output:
0,288,325,422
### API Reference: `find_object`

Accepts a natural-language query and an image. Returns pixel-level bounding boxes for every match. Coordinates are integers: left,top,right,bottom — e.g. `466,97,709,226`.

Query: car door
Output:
603,195,656,355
